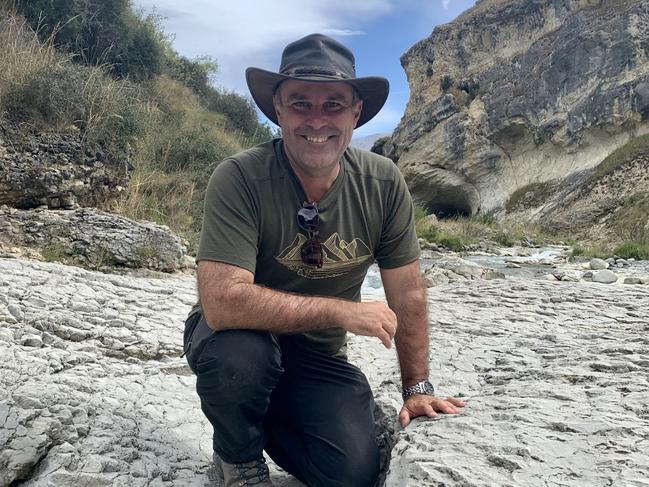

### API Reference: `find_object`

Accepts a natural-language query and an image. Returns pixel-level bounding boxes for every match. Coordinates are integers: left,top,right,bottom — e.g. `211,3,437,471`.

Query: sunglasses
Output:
297,202,324,268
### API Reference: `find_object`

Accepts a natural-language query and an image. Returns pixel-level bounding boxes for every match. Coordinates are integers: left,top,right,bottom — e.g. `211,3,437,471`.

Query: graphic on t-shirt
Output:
275,232,373,279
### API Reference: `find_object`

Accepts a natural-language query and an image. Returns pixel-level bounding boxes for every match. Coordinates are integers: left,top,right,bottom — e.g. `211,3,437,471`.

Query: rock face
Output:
0,126,190,272
0,207,188,272
0,125,129,210
2,256,649,486
381,0,649,216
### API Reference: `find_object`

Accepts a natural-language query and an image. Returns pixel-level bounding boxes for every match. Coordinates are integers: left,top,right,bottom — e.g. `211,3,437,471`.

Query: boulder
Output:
589,258,609,270
592,269,618,284
0,207,187,272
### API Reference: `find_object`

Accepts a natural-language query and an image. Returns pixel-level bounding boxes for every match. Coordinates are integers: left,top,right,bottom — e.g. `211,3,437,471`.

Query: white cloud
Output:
442,0,451,8
134,0,393,93
354,105,403,138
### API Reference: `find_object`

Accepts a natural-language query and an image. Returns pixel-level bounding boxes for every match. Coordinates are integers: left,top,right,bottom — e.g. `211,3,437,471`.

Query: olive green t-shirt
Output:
196,138,420,355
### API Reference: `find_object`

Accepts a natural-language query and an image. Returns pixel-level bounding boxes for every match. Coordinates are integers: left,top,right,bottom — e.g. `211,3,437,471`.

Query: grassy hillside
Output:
0,2,274,252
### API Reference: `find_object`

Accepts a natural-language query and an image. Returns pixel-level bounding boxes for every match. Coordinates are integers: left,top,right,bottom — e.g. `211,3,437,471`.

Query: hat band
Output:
282,66,353,79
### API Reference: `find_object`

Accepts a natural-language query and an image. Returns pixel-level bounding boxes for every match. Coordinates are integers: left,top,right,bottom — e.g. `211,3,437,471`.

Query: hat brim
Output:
245,67,389,128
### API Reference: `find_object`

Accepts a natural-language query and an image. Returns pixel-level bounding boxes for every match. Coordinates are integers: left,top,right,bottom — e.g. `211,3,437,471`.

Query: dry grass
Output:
0,8,257,253
0,13,61,107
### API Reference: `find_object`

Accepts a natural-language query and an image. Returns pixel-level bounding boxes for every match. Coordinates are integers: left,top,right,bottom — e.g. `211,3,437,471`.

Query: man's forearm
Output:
198,261,399,347
390,277,430,387
201,279,346,333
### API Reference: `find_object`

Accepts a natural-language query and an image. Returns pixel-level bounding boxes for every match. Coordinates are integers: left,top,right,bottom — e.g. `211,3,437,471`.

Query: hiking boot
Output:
212,453,273,486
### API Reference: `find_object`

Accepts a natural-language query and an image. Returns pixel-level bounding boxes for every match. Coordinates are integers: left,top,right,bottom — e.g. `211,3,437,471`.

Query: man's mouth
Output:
303,135,334,144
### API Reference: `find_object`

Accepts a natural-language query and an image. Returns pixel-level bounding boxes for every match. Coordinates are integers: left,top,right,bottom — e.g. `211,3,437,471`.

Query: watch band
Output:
402,380,435,399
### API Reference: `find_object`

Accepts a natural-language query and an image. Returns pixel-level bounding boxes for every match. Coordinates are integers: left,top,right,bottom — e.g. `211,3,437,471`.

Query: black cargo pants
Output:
183,311,380,487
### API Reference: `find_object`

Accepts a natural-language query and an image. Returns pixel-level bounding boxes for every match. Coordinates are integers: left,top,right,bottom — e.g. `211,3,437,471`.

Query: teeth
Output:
305,135,329,143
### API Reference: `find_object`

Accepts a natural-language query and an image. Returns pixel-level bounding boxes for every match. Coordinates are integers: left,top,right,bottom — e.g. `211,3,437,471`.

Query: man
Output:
183,33,465,487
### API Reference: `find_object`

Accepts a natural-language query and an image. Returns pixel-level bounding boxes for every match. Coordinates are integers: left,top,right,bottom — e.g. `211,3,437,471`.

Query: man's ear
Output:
353,100,363,124
273,100,283,127
353,100,363,128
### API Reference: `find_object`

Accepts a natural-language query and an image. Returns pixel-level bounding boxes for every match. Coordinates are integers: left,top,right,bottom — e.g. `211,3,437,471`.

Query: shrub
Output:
471,212,496,225
14,0,166,81
494,231,516,247
438,234,466,251
418,225,440,243
206,89,274,142
614,242,649,260
4,62,88,129
165,53,218,99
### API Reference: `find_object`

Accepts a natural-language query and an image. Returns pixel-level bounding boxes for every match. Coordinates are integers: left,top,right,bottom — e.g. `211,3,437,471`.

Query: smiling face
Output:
274,79,362,178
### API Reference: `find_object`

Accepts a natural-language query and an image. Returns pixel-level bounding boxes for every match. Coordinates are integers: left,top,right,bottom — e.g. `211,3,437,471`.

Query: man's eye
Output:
323,102,343,111
291,101,311,110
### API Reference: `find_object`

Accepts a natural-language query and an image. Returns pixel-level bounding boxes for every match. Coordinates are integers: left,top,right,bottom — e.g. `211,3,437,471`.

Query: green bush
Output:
4,62,88,129
471,212,496,225
152,122,240,173
14,0,166,81
438,234,466,251
494,231,516,247
165,54,218,99
206,89,274,142
3,59,144,160
614,242,649,260
418,225,439,243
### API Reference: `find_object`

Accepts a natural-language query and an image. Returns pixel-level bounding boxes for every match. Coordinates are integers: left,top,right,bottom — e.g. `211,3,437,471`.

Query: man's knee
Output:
310,435,380,487
194,329,283,401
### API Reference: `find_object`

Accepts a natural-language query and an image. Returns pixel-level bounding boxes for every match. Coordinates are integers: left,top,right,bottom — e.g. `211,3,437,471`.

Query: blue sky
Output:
133,0,477,137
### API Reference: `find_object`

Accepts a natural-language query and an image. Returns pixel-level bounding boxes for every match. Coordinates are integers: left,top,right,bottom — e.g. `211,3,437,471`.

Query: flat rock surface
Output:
1,256,649,486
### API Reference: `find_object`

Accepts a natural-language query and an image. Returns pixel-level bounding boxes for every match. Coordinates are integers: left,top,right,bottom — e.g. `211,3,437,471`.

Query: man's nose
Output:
304,106,330,130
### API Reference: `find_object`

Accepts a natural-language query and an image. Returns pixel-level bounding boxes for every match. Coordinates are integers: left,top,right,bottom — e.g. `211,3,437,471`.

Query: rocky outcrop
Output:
0,125,129,210
0,125,192,272
2,255,649,486
0,207,189,272
382,0,649,217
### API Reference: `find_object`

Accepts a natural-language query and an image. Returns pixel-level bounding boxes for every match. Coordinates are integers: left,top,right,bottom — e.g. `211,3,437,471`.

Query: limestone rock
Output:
589,258,609,270
0,207,187,272
623,277,643,285
0,125,129,210
592,269,618,284
2,256,649,486
380,0,649,217
423,256,501,286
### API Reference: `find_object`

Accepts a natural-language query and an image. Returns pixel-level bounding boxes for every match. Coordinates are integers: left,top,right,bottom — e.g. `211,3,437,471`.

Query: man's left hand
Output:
399,395,466,427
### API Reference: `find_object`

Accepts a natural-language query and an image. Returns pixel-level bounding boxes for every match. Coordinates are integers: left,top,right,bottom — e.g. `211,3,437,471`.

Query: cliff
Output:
380,0,649,222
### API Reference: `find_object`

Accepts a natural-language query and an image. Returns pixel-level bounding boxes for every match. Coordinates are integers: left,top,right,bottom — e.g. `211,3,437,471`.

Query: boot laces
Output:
233,457,271,485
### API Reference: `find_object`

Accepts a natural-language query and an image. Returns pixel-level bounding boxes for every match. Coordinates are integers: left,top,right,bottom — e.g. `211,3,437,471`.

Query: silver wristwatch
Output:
402,380,435,400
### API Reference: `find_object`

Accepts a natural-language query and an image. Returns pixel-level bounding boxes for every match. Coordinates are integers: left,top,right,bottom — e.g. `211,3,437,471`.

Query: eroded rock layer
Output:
2,257,649,486
383,0,649,216
0,126,129,210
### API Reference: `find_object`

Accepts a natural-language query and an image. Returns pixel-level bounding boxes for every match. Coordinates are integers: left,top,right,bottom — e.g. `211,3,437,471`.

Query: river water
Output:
361,246,570,299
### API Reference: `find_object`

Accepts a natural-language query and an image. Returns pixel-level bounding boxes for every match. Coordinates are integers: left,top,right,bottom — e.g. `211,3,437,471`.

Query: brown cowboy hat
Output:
245,33,389,128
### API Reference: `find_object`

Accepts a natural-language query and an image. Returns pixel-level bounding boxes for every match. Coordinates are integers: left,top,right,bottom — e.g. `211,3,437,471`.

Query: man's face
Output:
274,79,362,175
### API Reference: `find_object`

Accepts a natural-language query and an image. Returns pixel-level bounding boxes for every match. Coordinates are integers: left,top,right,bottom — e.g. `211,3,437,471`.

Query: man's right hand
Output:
336,302,397,348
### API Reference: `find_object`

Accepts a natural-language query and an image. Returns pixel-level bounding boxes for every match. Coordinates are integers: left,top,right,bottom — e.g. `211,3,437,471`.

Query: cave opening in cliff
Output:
423,190,477,219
